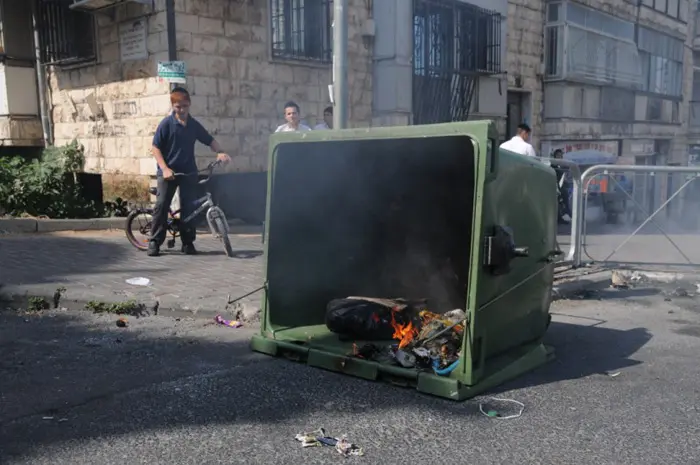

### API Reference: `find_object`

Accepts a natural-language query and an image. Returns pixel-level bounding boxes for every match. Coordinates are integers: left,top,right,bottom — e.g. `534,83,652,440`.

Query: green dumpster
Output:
250,120,557,401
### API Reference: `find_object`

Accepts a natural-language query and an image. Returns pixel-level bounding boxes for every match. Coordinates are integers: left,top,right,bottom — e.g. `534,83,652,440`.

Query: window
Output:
647,97,663,120
412,0,501,124
1,1,35,62
644,0,686,19
270,0,333,62
638,27,684,97
545,2,640,86
37,0,96,65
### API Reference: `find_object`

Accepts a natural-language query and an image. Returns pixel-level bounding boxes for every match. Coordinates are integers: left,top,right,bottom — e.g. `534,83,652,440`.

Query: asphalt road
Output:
2,283,700,464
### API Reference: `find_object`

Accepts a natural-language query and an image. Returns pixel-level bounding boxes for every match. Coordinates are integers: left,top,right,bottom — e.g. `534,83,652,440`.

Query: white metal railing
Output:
570,165,700,268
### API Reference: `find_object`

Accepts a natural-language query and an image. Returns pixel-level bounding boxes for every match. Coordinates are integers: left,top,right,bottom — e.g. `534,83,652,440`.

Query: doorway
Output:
506,92,522,139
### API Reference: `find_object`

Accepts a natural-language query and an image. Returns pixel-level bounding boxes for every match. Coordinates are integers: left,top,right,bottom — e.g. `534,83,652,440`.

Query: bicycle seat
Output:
149,187,157,195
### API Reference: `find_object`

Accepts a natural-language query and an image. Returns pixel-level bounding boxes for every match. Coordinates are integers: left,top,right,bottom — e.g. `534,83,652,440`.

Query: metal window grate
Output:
413,0,502,125
270,0,333,62
37,0,96,65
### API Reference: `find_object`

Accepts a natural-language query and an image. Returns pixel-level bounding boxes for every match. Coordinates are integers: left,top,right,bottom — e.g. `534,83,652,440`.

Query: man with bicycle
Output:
149,87,231,257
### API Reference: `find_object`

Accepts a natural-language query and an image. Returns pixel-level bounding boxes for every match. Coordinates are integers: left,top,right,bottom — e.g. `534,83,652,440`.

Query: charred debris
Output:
325,297,467,376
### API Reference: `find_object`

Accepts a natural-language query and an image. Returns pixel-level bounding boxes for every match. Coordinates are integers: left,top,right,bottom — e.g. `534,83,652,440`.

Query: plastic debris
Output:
479,397,525,420
335,435,364,456
443,309,466,324
394,349,416,368
295,428,364,456
116,318,128,328
125,277,151,286
214,315,242,328
295,428,328,447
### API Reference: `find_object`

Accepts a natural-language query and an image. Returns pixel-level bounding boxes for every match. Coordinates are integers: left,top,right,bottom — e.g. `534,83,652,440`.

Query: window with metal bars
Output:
37,0,96,66
412,0,502,125
270,0,333,62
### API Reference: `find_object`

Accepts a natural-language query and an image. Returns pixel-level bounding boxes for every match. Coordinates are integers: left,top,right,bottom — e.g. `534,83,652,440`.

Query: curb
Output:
0,217,263,235
0,289,262,324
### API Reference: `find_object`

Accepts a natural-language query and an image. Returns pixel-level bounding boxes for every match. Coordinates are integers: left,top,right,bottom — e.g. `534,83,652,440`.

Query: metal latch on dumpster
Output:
483,225,529,275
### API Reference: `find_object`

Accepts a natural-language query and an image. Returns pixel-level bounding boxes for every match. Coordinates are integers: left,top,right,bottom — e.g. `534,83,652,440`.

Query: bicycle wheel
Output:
208,207,234,257
125,209,154,250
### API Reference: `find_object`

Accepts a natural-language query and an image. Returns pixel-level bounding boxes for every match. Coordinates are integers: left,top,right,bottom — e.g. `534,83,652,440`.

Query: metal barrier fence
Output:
569,165,700,269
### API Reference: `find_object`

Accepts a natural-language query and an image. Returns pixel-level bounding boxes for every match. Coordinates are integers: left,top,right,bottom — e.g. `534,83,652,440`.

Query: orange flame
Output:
390,309,418,349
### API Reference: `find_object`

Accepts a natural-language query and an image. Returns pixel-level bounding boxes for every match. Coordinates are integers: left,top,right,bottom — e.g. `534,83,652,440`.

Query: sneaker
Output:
181,243,197,255
147,242,160,257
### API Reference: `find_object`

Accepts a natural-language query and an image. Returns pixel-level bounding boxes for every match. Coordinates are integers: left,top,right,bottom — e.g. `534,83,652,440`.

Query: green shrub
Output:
0,140,102,219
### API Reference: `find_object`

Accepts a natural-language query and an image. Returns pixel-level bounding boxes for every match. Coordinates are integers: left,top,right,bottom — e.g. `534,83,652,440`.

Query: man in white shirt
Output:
313,106,333,130
275,101,311,132
500,123,537,157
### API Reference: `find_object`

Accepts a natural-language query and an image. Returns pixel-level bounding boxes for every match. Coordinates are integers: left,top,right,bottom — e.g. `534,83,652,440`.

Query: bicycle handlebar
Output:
172,160,222,183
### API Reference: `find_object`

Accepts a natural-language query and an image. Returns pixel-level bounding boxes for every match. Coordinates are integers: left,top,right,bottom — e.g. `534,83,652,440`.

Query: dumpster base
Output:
250,332,554,401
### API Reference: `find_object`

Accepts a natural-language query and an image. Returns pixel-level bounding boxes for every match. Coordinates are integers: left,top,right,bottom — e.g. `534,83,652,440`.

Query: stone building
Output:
507,0,695,165
1,0,508,193
42,0,373,176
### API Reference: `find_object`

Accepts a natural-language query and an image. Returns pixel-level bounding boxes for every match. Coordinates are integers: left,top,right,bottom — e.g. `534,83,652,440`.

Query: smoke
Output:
266,136,473,318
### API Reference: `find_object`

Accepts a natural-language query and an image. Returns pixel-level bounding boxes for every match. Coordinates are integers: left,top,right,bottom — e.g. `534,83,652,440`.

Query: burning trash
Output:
325,297,466,376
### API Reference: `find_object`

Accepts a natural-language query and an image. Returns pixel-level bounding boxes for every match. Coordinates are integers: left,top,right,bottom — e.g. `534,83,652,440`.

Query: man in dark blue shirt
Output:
149,87,230,256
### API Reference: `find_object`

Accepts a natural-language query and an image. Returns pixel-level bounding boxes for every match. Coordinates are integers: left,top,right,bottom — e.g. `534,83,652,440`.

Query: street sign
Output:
157,61,186,83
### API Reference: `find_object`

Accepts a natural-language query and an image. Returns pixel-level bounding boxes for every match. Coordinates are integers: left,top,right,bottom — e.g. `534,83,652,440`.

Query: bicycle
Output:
125,160,234,257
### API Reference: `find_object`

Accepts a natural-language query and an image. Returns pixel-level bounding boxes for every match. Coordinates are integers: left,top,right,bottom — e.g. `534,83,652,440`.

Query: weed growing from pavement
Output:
85,300,146,316
26,296,50,312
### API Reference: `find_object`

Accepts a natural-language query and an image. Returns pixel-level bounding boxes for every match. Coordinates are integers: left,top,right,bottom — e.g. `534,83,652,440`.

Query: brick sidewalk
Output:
3,229,697,320
0,232,265,318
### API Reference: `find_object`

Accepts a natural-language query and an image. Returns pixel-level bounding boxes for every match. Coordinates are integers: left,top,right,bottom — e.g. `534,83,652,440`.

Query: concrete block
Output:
0,218,38,234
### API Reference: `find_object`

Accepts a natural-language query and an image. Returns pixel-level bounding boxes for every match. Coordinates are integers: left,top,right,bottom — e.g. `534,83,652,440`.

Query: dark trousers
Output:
150,175,198,246
557,183,572,217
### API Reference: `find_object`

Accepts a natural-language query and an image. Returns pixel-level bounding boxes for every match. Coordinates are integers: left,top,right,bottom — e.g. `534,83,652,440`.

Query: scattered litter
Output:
295,428,364,456
58,418,68,423
607,371,621,378
478,397,525,420
116,318,128,328
611,270,629,289
42,416,54,421
125,277,151,286
214,315,242,328
335,436,364,456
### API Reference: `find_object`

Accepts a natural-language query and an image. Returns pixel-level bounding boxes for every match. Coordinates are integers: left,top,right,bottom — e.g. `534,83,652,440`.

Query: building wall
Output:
539,0,692,165
47,0,373,177
505,0,544,148
48,2,171,175
174,0,373,172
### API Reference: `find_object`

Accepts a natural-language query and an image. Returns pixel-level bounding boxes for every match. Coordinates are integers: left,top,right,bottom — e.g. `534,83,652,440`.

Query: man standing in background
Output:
314,106,333,130
500,123,537,158
551,149,572,224
275,101,311,132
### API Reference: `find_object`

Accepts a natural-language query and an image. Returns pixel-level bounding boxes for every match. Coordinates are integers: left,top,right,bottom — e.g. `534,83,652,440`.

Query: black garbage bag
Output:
325,298,397,340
